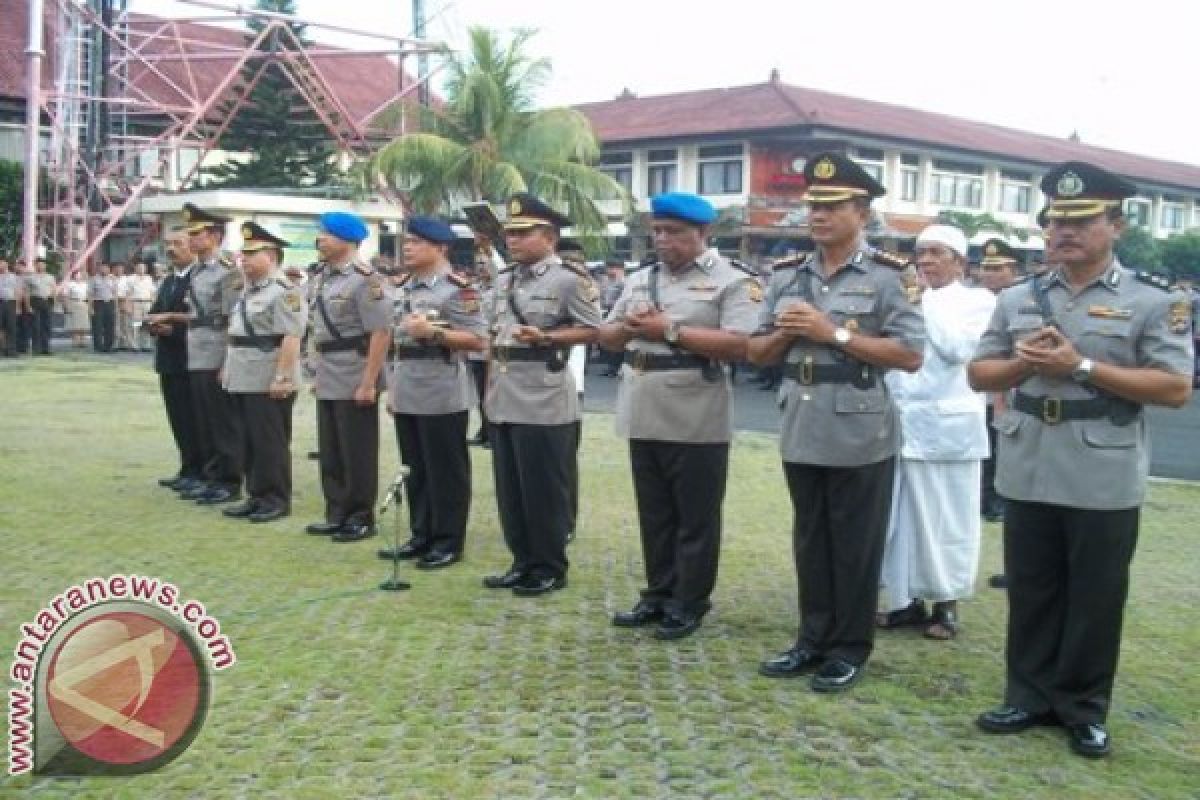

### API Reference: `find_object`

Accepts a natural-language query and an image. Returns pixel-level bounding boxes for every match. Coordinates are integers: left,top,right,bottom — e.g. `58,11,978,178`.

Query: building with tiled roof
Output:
576,72,1200,260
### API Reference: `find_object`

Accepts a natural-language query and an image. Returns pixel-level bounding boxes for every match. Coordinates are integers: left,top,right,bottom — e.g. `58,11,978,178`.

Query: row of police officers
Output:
147,152,1192,762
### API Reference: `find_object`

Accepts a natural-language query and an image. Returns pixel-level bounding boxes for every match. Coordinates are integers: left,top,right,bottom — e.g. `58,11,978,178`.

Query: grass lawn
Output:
1,355,1197,799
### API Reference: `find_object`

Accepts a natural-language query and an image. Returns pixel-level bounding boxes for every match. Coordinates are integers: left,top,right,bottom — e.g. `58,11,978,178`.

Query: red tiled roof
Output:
576,79,1200,192
0,0,420,129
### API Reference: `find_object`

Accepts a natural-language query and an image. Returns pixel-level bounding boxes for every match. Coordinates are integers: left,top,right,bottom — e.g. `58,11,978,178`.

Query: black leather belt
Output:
392,344,447,360
193,314,225,329
784,359,876,389
1013,390,1137,425
623,351,709,371
315,334,368,354
230,335,283,349
491,344,567,372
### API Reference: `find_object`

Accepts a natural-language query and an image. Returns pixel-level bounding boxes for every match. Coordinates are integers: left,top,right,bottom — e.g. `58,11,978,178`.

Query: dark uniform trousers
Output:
468,360,490,438
160,374,204,479
568,418,582,533
189,369,244,491
394,411,470,554
490,421,574,580
784,457,895,666
981,405,1001,515
317,399,379,526
92,300,115,352
238,393,295,511
30,297,52,354
0,299,16,355
15,308,32,353
1003,500,1139,725
630,439,729,618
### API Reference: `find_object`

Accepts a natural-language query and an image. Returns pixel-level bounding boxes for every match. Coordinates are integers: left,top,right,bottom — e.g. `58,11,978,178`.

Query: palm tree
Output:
935,210,1029,242
370,27,628,235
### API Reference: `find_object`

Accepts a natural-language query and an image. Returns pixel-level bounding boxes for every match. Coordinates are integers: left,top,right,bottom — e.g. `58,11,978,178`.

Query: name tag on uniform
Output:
1087,305,1133,320
842,286,876,297
1017,304,1043,316
531,292,559,302
687,283,718,292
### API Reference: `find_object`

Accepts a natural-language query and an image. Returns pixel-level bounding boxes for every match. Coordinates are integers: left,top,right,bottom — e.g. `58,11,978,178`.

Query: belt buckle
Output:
1042,397,1062,425
800,356,814,385
632,350,648,375
496,345,509,373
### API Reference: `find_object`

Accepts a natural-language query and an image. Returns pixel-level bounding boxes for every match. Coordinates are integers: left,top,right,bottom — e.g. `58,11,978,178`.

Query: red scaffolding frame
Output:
22,0,445,276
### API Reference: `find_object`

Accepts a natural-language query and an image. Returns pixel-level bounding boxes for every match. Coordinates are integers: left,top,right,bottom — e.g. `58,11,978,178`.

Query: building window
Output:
998,170,1032,213
697,143,743,195
1125,198,1151,228
852,147,885,184
646,148,678,196
599,151,633,193
899,154,920,202
929,159,984,209
1161,199,1186,231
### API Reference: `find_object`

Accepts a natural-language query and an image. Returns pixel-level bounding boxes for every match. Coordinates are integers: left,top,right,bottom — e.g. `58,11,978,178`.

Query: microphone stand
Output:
378,465,413,591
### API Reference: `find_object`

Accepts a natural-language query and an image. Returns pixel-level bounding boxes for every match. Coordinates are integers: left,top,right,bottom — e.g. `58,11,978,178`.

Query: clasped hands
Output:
1015,326,1084,378
775,301,837,345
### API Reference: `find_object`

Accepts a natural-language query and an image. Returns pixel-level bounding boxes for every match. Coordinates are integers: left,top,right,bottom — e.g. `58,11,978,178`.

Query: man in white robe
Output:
879,225,996,639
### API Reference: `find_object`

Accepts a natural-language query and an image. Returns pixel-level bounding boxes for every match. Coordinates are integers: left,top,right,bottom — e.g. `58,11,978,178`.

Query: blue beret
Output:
406,215,457,245
318,211,368,244
651,192,717,225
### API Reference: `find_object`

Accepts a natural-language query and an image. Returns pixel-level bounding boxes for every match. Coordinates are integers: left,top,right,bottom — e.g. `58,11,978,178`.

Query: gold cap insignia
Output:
1057,171,1084,197
813,158,836,180
509,199,522,215
985,243,998,256
183,208,193,222
242,224,253,239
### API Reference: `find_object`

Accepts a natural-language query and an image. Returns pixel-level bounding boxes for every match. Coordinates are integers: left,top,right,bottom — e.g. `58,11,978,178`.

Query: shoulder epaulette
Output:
391,272,412,287
559,259,590,279
275,277,294,290
447,271,472,288
498,264,513,275
218,254,235,268
354,262,374,276
869,248,911,270
1135,270,1172,291
770,254,809,271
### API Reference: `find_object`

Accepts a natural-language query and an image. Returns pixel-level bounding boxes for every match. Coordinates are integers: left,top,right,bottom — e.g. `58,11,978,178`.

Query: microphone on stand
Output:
379,465,413,591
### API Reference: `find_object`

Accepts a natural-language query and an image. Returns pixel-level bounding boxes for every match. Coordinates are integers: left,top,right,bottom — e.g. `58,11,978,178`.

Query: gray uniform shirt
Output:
0,273,17,300
88,275,115,302
607,249,760,443
223,273,308,393
974,260,1193,509
757,242,926,467
26,273,57,299
484,255,603,425
186,256,241,372
311,259,393,401
387,267,486,415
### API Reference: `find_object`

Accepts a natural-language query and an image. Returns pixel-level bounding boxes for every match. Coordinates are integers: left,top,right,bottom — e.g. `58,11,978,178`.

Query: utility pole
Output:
23,0,45,264
413,0,428,108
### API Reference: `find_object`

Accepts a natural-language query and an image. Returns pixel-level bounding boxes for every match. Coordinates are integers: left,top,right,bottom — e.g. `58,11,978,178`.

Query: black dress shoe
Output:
810,659,864,693
331,522,376,543
377,539,430,560
181,483,211,500
511,574,566,597
759,646,824,678
305,521,343,535
196,487,240,505
158,475,184,488
174,477,203,493
222,500,260,518
976,706,1058,734
415,550,461,570
876,599,929,629
612,601,665,628
482,568,525,589
653,612,702,640
248,506,289,524
1066,723,1110,758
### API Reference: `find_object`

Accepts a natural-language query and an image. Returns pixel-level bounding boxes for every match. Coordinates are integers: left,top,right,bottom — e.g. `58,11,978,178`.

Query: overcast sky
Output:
138,0,1200,167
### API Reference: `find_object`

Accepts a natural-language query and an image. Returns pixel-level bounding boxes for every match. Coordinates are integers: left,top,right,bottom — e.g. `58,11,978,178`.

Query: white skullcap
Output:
916,224,968,259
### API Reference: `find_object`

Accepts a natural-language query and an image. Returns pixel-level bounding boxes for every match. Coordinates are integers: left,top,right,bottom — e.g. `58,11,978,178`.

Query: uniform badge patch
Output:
578,276,599,303
747,283,764,303
1169,299,1191,334
900,269,921,305
368,277,384,301
458,287,481,313
284,291,302,312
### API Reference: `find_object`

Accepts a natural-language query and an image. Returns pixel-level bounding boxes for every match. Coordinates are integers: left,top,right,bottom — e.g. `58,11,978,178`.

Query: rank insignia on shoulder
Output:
1135,270,1172,291
448,272,472,288
770,254,809,270
730,258,757,277
1168,299,1191,334
870,248,911,270
219,254,235,268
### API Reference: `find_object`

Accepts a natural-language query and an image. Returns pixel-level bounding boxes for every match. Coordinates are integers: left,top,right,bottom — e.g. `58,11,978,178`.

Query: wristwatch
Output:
664,320,681,345
1071,357,1095,383
832,327,852,347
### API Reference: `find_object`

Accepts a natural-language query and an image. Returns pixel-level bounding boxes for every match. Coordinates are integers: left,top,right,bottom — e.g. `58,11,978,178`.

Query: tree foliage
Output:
370,27,628,235
203,0,339,189
1159,231,1200,280
1115,224,1161,270
0,159,22,260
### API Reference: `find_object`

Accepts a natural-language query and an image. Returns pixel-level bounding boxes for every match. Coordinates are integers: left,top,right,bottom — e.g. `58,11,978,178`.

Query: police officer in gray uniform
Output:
0,259,18,356
304,211,393,543
88,264,116,353
970,161,1194,759
750,153,925,692
174,203,245,505
220,223,308,524
378,216,486,568
26,260,57,355
482,193,603,596
600,192,761,640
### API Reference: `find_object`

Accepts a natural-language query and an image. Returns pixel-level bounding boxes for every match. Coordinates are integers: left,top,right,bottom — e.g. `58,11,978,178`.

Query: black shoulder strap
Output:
649,263,662,310
506,271,531,327
315,273,344,340
1032,273,1057,329
186,265,206,320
